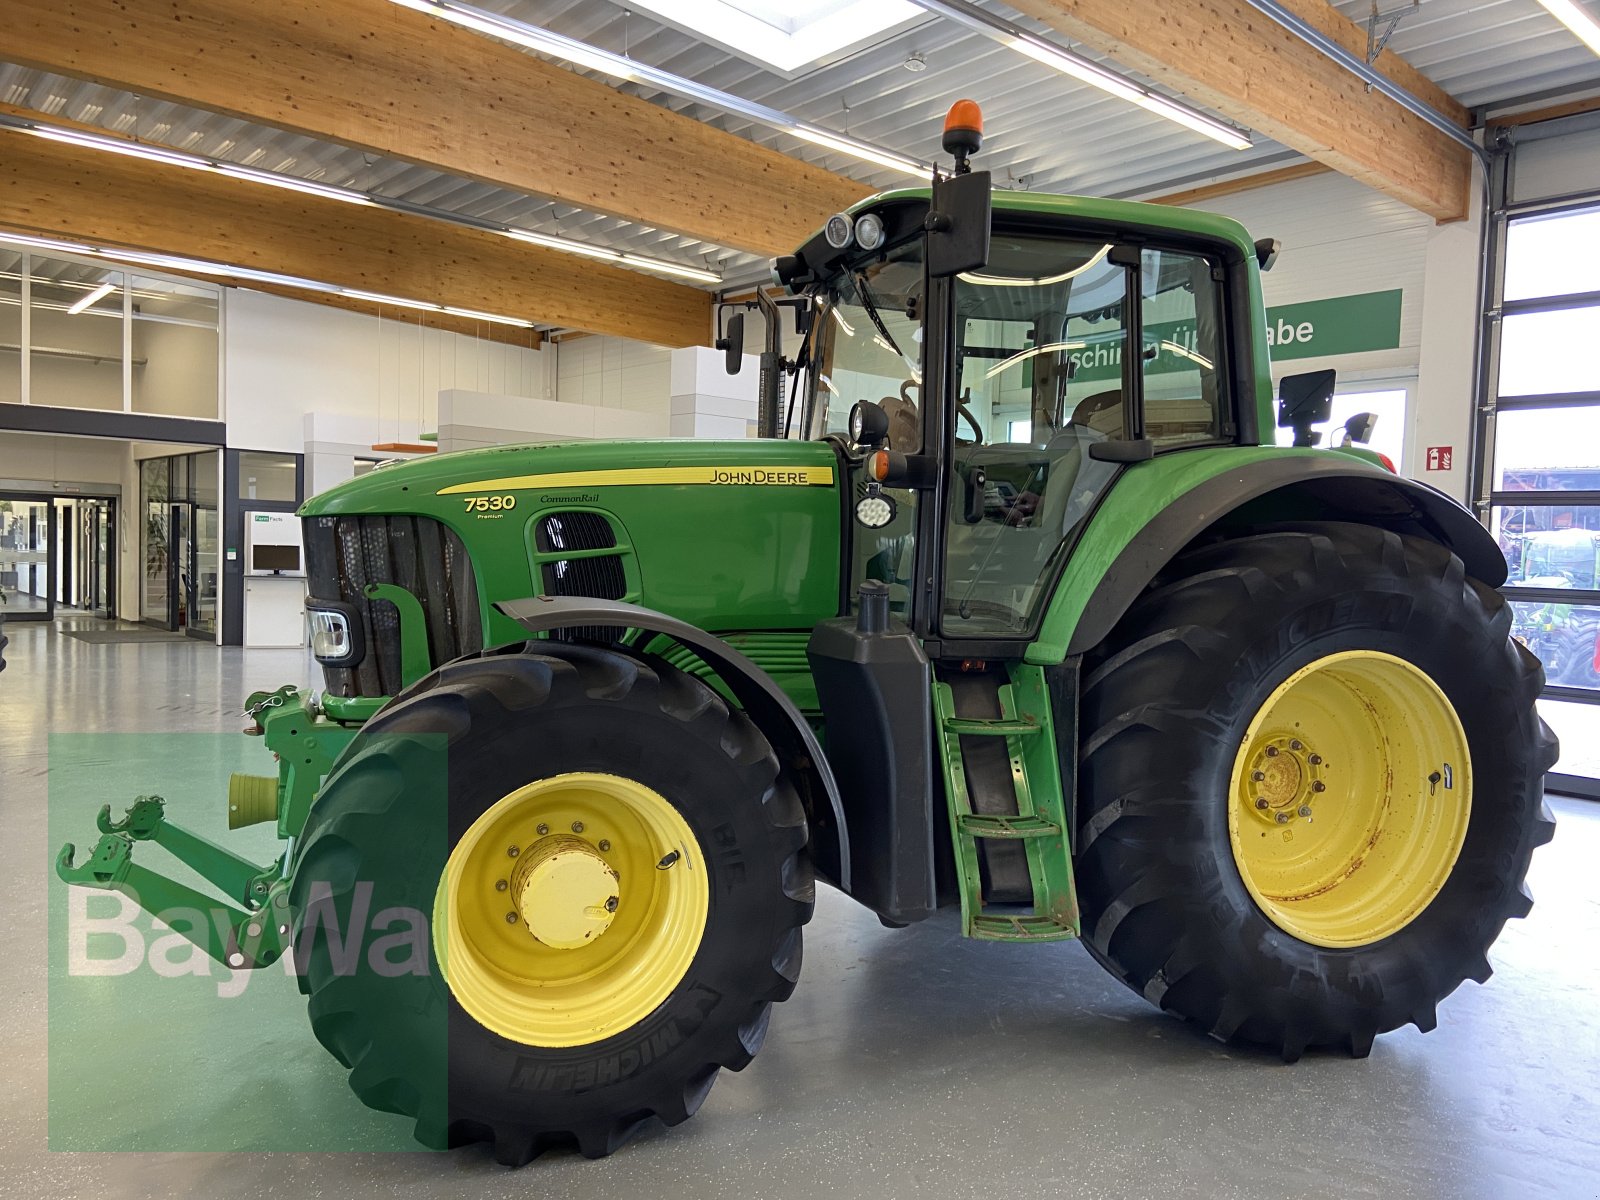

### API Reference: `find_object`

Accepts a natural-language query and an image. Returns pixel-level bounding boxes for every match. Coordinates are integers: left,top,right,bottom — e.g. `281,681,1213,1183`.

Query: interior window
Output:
1140,249,1227,446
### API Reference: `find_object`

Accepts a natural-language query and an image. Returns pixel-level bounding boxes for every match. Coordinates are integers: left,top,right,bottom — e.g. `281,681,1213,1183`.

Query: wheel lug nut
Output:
495,879,508,892
1275,812,1290,824
506,845,520,858
1255,798,1269,810
505,912,518,924
1266,746,1279,757
1297,805,1312,818
605,896,618,913
1309,754,1322,765
1251,770,1266,782
1289,739,1303,751
571,821,585,834
536,824,549,836
598,839,611,852
1312,781,1326,793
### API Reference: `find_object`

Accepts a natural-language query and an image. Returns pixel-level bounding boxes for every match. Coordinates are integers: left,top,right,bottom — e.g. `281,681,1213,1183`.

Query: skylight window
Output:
627,0,924,73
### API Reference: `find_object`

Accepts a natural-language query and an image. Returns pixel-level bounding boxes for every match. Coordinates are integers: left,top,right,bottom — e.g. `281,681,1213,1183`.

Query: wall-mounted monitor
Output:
251,543,301,573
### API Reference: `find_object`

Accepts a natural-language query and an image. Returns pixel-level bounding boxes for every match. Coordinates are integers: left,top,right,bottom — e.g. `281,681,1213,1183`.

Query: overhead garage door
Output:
1480,113,1600,799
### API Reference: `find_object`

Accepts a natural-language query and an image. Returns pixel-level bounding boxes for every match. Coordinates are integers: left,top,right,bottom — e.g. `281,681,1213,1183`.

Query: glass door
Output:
81,499,115,618
0,496,56,621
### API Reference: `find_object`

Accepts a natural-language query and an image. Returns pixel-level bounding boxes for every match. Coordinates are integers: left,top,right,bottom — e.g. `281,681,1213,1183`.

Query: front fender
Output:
495,596,850,890
1028,447,1505,663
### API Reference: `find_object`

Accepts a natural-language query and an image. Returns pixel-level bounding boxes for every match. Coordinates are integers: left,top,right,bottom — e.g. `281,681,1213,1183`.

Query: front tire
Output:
1075,523,1557,1060
289,643,812,1163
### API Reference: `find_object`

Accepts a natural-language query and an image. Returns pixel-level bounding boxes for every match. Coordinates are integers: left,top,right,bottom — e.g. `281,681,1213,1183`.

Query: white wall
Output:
554,335,673,421
1183,170,1481,492
225,289,553,453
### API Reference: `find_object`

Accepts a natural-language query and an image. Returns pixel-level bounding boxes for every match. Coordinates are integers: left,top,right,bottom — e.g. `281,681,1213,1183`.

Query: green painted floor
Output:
4,617,1599,1197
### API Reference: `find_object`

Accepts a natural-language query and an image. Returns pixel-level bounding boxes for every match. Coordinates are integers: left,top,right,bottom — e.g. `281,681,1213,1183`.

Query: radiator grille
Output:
304,514,482,697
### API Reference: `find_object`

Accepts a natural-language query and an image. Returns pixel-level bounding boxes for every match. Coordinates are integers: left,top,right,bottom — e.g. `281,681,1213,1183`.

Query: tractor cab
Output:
752,101,1270,657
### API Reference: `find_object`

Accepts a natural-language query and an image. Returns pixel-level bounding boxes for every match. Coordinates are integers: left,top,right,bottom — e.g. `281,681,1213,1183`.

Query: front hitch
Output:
56,796,291,970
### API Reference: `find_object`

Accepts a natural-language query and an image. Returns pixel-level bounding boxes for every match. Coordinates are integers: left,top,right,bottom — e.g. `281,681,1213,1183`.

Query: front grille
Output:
304,514,482,697
534,511,627,643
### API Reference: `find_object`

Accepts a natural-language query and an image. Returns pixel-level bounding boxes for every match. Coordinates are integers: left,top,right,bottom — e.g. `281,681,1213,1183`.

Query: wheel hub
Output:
514,836,620,949
1246,736,1327,824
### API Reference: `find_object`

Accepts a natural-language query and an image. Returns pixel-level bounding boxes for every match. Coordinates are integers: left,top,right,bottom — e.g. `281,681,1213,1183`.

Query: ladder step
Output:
941,716,1042,737
958,813,1060,839
971,912,1077,942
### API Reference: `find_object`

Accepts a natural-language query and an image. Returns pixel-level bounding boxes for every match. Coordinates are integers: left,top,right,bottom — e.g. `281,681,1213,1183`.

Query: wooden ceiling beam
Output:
1005,0,1474,222
0,0,872,258
0,135,712,346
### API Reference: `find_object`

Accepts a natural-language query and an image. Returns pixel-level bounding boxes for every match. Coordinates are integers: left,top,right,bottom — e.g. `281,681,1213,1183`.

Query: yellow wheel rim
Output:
1227,651,1472,948
433,772,709,1048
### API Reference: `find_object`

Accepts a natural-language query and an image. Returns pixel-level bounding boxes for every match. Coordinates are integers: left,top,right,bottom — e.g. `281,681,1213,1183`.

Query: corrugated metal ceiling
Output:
1,0,1597,297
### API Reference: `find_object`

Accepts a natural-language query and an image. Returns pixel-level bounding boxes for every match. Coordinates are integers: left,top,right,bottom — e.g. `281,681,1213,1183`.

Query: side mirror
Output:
1277,369,1337,447
1336,412,1378,447
1254,237,1281,272
926,169,992,279
715,311,745,375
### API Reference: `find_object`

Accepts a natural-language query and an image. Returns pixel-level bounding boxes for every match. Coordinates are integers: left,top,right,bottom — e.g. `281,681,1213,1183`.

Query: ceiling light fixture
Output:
66,281,117,314
389,0,637,79
0,113,723,285
384,0,930,178
0,231,536,327
1535,0,1600,56
911,0,1253,150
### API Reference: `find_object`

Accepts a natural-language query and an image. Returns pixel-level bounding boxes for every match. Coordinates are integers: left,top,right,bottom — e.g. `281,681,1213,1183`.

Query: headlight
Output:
854,212,885,251
306,600,364,667
824,213,854,250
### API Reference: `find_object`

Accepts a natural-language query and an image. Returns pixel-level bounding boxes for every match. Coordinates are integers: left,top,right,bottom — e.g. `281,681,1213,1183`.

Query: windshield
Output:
807,240,925,446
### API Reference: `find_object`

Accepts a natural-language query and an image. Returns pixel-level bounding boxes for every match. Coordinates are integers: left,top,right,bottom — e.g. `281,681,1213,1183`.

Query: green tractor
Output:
57,103,1557,1164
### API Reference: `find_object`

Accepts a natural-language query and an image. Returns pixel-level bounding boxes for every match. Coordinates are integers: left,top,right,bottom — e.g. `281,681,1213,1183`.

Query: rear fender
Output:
1029,451,1505,663
496,596,850,890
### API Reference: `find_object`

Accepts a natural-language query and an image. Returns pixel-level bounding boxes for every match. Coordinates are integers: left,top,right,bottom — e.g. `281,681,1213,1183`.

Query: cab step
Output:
934,669,1080,945
971,912,1078,942
957,813,1060,839
940,715,1042,737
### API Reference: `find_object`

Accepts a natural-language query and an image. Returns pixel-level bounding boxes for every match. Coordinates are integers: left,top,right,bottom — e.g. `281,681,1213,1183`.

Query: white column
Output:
669,346,759,438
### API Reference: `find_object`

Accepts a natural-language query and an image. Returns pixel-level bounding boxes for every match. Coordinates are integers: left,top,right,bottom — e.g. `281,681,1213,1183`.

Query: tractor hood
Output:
299,438,846,665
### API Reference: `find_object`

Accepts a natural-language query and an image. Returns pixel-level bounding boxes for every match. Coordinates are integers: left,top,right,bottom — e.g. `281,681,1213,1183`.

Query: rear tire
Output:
1075,523,1557,1060
290,643,812,1162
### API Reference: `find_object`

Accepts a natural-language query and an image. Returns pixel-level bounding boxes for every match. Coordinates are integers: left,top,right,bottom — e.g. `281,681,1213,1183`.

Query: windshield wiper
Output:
851,269,906,362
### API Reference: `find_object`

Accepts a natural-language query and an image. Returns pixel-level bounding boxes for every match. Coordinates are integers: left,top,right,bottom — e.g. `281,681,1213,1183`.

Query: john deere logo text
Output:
709,468,811,485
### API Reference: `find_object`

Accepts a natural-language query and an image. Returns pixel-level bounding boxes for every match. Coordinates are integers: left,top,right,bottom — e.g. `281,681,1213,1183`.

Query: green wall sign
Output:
1055,289,1405,386
1264,289,1403,362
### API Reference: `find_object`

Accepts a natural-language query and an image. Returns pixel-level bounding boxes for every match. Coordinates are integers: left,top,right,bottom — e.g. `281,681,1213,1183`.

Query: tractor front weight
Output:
54,684,363,971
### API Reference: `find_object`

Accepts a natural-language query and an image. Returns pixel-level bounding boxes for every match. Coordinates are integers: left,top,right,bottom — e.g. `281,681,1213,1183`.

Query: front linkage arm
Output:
56,796,292,970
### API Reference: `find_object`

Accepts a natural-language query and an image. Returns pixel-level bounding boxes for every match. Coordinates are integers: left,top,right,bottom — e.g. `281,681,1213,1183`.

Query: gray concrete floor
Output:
4,617,1599,1199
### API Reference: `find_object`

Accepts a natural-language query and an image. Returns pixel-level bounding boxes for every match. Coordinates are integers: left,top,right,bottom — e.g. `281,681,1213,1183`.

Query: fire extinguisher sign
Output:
1425,446,1454,471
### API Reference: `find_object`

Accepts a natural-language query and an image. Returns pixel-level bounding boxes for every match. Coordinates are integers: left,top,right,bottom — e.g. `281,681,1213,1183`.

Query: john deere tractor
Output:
57,103,1557,1164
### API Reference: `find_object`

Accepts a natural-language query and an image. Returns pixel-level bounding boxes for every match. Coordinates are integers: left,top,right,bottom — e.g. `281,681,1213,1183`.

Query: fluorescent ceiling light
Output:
914,0,1253,150
0,231,536,328
214,164,376,206
1536,0,1600,56
384,0,929,179
27,125,211,170
389,0,635,79
625,0,922,74
66,281,116,314
1,114,723,285
791,128,925,175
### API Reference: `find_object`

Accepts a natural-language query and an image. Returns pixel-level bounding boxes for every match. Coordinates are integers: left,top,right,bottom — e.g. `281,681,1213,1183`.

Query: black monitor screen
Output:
252,544,300,572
